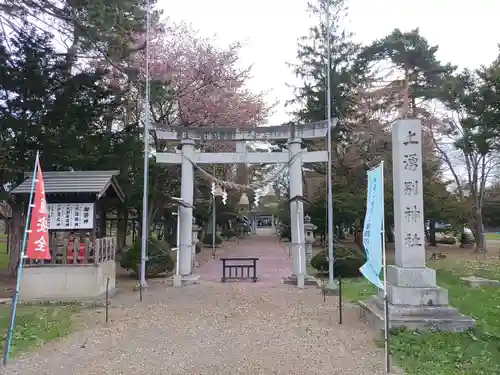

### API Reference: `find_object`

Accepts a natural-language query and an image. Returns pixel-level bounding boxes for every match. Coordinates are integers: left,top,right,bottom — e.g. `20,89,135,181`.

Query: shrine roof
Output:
10,170,125,202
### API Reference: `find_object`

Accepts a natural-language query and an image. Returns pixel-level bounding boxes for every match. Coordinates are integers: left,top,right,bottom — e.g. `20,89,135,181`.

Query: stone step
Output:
372,295,461,318
377,285,449,307
359,296,476,333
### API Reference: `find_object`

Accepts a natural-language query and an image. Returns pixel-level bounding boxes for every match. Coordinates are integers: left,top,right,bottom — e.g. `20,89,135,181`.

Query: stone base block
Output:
386,265,436,288
385,284,449,306
173,275,182,287
359,295,475,332
297,274,305,289
168,274,200,287
282,274,317,286
20,262,116,302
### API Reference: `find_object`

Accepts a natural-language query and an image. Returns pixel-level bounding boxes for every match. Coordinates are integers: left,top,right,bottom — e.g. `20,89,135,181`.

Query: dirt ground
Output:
0,240,232,298
1,235,496,375
3,237,400,375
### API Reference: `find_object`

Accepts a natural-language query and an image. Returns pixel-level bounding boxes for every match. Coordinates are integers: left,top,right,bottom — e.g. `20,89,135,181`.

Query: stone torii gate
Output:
155,121,335,285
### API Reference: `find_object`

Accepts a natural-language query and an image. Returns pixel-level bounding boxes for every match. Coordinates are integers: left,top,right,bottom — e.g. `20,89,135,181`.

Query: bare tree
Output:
428,112,500,252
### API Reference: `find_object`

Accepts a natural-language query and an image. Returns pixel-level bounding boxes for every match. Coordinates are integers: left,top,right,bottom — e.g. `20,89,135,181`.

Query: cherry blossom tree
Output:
117,20,271,130
96,20,273,229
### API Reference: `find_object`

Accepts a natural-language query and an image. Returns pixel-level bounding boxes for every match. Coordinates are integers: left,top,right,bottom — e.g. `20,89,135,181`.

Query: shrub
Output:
234,224,249,237
310,245,366,278
280,226,291,240
120,237,174,277
460,231,475,244
234,223,249,232
436,236,456,245
202,233,222,246
221,228,236,239
310,251,329,273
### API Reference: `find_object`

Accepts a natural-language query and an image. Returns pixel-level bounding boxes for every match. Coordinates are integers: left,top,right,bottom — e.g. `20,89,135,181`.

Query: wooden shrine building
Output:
8,170,125,301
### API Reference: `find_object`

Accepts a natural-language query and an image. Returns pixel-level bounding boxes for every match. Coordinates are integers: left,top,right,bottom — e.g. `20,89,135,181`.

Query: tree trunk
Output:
5,218,10,254
98,208,107,238
354,229,363,248
171,218,176,245
474,212,486,253
116,206,128,252
8,203,23,277
386,227,394,243
166,215,176,246
429,220,437,247
132,220,136,243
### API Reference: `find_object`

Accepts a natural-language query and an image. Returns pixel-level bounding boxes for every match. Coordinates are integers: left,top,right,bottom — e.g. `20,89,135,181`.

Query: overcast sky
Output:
158,0,500,125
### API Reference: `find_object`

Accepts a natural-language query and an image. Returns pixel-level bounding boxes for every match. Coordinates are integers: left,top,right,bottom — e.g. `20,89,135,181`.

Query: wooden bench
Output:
220,257,259,282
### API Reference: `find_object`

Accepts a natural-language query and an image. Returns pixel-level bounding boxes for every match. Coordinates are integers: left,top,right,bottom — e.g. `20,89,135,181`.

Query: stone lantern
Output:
303,214,317,265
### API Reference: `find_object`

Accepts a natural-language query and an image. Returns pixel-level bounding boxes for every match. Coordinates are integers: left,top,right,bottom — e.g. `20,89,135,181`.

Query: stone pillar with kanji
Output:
359,119,475,332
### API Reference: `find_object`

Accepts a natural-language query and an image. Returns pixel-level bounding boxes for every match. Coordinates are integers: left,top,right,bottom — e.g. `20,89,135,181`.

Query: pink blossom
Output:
109,20,271,128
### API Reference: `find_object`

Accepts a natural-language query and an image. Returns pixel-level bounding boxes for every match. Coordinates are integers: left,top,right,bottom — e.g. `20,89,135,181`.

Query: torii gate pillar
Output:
179,139,195,276
288,137,305,277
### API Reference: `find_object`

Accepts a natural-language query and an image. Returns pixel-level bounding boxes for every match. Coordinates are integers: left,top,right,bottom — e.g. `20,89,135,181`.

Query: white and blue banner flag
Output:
359,164,384,289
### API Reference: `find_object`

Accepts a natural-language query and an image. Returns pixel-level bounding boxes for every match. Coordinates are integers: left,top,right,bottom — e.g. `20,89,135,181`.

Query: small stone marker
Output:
461,276,500,288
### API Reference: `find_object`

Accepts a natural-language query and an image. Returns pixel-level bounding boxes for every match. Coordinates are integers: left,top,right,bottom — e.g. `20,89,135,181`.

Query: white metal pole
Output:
139,0,151,288
176,207,180,276
325,0,335,286
212,195,216,258
297,202,304,288
380,161,390,373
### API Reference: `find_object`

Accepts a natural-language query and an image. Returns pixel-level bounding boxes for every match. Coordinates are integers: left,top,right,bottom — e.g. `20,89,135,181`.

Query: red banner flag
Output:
25,159,51,260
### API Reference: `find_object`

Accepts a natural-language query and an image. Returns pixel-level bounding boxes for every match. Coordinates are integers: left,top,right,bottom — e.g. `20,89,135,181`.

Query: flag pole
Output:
380,160,390,373
325,0,335,289
139,0,152,289
2,151,39,366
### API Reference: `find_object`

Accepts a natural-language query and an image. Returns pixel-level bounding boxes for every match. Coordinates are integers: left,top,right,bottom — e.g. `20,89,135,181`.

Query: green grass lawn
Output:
0,304,78,358
0,253,7,270
0,235,78,358
485,232,500,241
341,260,500,375
0,239,7,270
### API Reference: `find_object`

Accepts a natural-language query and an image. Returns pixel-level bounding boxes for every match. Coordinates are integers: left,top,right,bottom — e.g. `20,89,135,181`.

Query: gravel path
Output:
2,237,401,375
